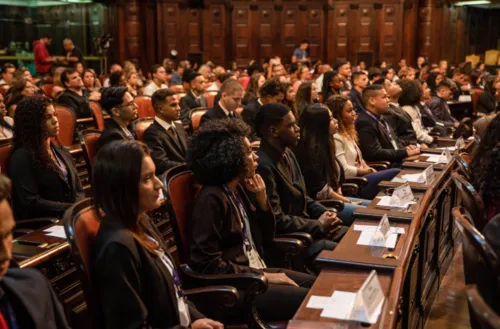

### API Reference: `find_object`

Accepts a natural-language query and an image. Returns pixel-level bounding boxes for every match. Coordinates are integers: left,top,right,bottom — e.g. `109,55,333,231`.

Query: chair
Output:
55,105,76,147
0,139,13,174
451,171,486,231
189,107,208,133
89,101,105,131
64,198,239,329
204,91,218,108
40,83,54,99
170,85,185,93
454,153,473,182
467,285,500,329
79,129,101,174
131,117,154,142
472,89,484,116
135,96,155,118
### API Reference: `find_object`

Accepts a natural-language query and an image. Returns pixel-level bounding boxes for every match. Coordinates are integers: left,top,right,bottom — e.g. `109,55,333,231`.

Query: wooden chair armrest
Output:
272,237,304,256
318,199,344,212
344,177,368,187
275,232,313,247
184,285,239,308
341,183,360,197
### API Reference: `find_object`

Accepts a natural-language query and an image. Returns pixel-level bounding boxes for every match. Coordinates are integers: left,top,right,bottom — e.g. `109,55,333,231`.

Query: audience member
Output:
170,61,187,85
180,72,208,125
212,72,236,106
103,63,123,88
97,87,138,151
416,81,447,136
292,40,310,65
451,69,470,99
92,140,222,329
188,118,315,322
57,68,92,118
0,63,15,86
296,104,370,225
243,73,266,105
476,143,500,221
349,71,369,113
314,64,332,92
295,82,318,118
426,71,444,96
471,115,500,190
143,64,168,97
321,71,343,102
292,65,312,93
5,78,36,117
144,88,187,175
429,80,459,128
74,62,84,76
82,69,100,92
282,82,297,116
335,61,352,90
0,93,13,139
477,75,499,115
356,85,420,164
9,96,84,220
206,66,226,91
368,67,382,85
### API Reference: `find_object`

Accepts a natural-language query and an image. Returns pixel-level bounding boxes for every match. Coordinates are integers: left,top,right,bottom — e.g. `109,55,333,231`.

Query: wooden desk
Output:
377,168,444,192
289,268,403,329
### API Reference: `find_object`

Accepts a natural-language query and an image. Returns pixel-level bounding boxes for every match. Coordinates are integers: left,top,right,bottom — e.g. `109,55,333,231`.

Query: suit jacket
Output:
96,119,136,152
180,92,208,125
417,102,437,128
242,98,262,137
429,95,457,126
1,268,70,329
383,103,417,146
56,89,92,119
190,185,275,275
8,145,85,220
477,91,497,115
256,140,327,239
93,215,204,329
349,88,364,113
199,102,242,128
143,120,188,175
473,114,496,140
355,110,408,163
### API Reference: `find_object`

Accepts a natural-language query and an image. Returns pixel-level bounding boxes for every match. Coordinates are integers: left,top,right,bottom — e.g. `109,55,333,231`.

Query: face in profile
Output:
138,155,164,214
44,105,59,138
273,111,300,147
341,100,356,127
244,137,258,178
370,89,390,113
161,95,181,122
0,199,14,280
328,109,339,135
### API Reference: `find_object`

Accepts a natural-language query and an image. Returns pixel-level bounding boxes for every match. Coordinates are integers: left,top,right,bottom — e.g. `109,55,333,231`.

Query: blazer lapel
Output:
174,122,188,153
52,145,73,190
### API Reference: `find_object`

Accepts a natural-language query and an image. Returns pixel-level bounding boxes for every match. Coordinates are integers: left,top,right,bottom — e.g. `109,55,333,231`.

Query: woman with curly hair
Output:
476,143,500,221
5,78,37,117
8,95,84,220
471,114,500,190
188,117,315,322
326,95,400,199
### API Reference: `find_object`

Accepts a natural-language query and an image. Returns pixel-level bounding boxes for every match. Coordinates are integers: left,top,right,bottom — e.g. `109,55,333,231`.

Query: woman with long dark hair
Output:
8,95,84,220
326,95,401,200
0,93,13,139
295,104,370,225
426,71,444,96
92,140,223,329
188,118,315,322
5,78,37,117
295,82,318,118
477,75,500,115
321,71,343,102
471,114,500,190
282,82,297,116
243,73,266,105
477,143,500,221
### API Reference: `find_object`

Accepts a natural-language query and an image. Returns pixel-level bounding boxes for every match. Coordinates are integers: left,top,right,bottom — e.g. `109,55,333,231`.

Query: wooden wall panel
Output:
306,5,324,61
202,4,228,65
281,5,302,63
402,0,418,65
257,4,275,60
232,5,251,67
329,4,349,63
379,4,401,65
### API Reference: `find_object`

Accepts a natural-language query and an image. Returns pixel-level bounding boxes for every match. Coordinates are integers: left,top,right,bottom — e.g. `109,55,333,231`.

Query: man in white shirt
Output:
143,64,168,97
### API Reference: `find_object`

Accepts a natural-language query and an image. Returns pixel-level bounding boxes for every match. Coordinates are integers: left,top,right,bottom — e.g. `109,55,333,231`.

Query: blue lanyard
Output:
365,110,394,140
222,186,253,251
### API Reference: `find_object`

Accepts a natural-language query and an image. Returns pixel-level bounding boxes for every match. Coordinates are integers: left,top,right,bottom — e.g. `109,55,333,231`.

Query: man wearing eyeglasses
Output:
96,87,138,151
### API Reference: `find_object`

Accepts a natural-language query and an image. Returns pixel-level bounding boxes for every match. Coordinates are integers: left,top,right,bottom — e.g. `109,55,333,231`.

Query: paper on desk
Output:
376,196,415,209
391,176,407,183
43,225,67,239
354,225,405,234
306,295,336,309
319,291,384,324
436,147,456,151
357,231,398,248
400,173,425,183
425,156,449,164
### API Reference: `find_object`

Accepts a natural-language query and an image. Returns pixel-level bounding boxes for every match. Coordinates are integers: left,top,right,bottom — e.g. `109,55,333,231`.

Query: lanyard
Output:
365,110,398,148
223,185,252,251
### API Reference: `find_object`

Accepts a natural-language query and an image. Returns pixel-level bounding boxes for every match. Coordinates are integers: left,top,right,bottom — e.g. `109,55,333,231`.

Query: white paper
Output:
400,173,425,183
436,146,456,151
43,225,67,239
423,165,435,185
306,295,335,309
377,214,391,238
376,196,415,209
391,176,407,183
353,225,405,234
320,291,356,320
458,95,472,102
357,231,398,248
425,155,449,164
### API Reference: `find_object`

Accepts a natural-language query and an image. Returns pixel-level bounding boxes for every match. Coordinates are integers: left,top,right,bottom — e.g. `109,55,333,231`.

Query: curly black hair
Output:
187,118,250,186
471,114,500,189
13,95,61,174
478,142,500,210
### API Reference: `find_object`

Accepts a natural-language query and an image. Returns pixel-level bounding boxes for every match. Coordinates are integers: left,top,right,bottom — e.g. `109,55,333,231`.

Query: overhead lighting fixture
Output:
454,0,490,6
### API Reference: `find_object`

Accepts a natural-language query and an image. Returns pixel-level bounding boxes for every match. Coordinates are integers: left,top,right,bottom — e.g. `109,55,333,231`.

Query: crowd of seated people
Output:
0,45,500,328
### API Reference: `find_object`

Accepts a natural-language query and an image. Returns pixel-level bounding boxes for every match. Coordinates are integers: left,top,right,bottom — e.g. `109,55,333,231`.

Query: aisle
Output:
424,245,471,329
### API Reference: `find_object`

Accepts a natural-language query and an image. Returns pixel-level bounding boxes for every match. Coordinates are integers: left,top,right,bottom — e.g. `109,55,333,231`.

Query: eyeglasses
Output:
117,101,138,109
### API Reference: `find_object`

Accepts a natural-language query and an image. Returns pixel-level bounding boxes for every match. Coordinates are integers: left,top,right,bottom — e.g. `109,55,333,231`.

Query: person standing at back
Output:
33,33,59,76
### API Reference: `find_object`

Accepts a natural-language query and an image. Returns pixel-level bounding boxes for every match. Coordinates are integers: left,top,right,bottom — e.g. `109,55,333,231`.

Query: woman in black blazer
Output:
8,96,84,220
187,118,315,322
92,140,222,329
477,75,499,115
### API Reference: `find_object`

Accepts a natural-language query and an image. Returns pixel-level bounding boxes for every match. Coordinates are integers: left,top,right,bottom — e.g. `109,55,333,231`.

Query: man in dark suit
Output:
199,79,244,127
356,84,420,165
180,72,208,125
335,61,352,91
0,175,71,328
429,80,459,128
96,86,138,151
144,88,188,175
349,71,368,113
255,103,346,262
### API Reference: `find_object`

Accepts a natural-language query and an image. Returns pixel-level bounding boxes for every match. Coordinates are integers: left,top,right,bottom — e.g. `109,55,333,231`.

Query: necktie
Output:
0,310,10,329
170,127,185,152
195,97,201,106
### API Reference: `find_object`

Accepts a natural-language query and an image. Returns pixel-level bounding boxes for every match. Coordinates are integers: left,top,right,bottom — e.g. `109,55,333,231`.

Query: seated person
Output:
92,140,223,329
398,79,435,146
477,76,500,115
296,104,370,225
142,64,168,97
5,78,37,117
188,118,315,322
295,82,318,117
429,80,459,128
56,68,92,118
0,63,15,86
471,115,500,191
326,95,400,199
356,85,420,165
349,71,368,113
475,143,500,221
180,72,208,125
417,81,448,136
143,88,187,175
96,86,138,151
0,93,13,139
0,174,71,328
451,69,470,100
382,79,418,146
474,112,497,140
321,71,343,102
255,103,346,261
200,79,244,126
9,96,84,220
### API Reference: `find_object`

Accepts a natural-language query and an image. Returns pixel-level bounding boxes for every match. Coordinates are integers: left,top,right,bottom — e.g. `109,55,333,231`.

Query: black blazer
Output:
1,268,70,329
199,102,242,128
180,92,208,125
417,102,436,128
349,89,364,113
143,120,188,175
355,110,408,163
96,119,136,152
56,89,92,119
190,185,275,275
93,216,204,329
256,140,327,239
8,145,85,220
429,95,457,126
477,91,497,115
242,98,262,137
383,103,417,146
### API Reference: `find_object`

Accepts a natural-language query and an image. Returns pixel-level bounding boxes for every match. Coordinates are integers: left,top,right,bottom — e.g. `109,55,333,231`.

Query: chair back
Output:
79,129,101,174
165,165,199,264
55,105,76,147
454,152,473,182
63,198,102,329
135,96,155,118
0,139,13,174
467,284,500,329
472,89,484,115
170,85,185,93
40,84,54,99
189,107,207,133
204,91,218,108
89,101,105,131
451,171,486,231
131,117,154,142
